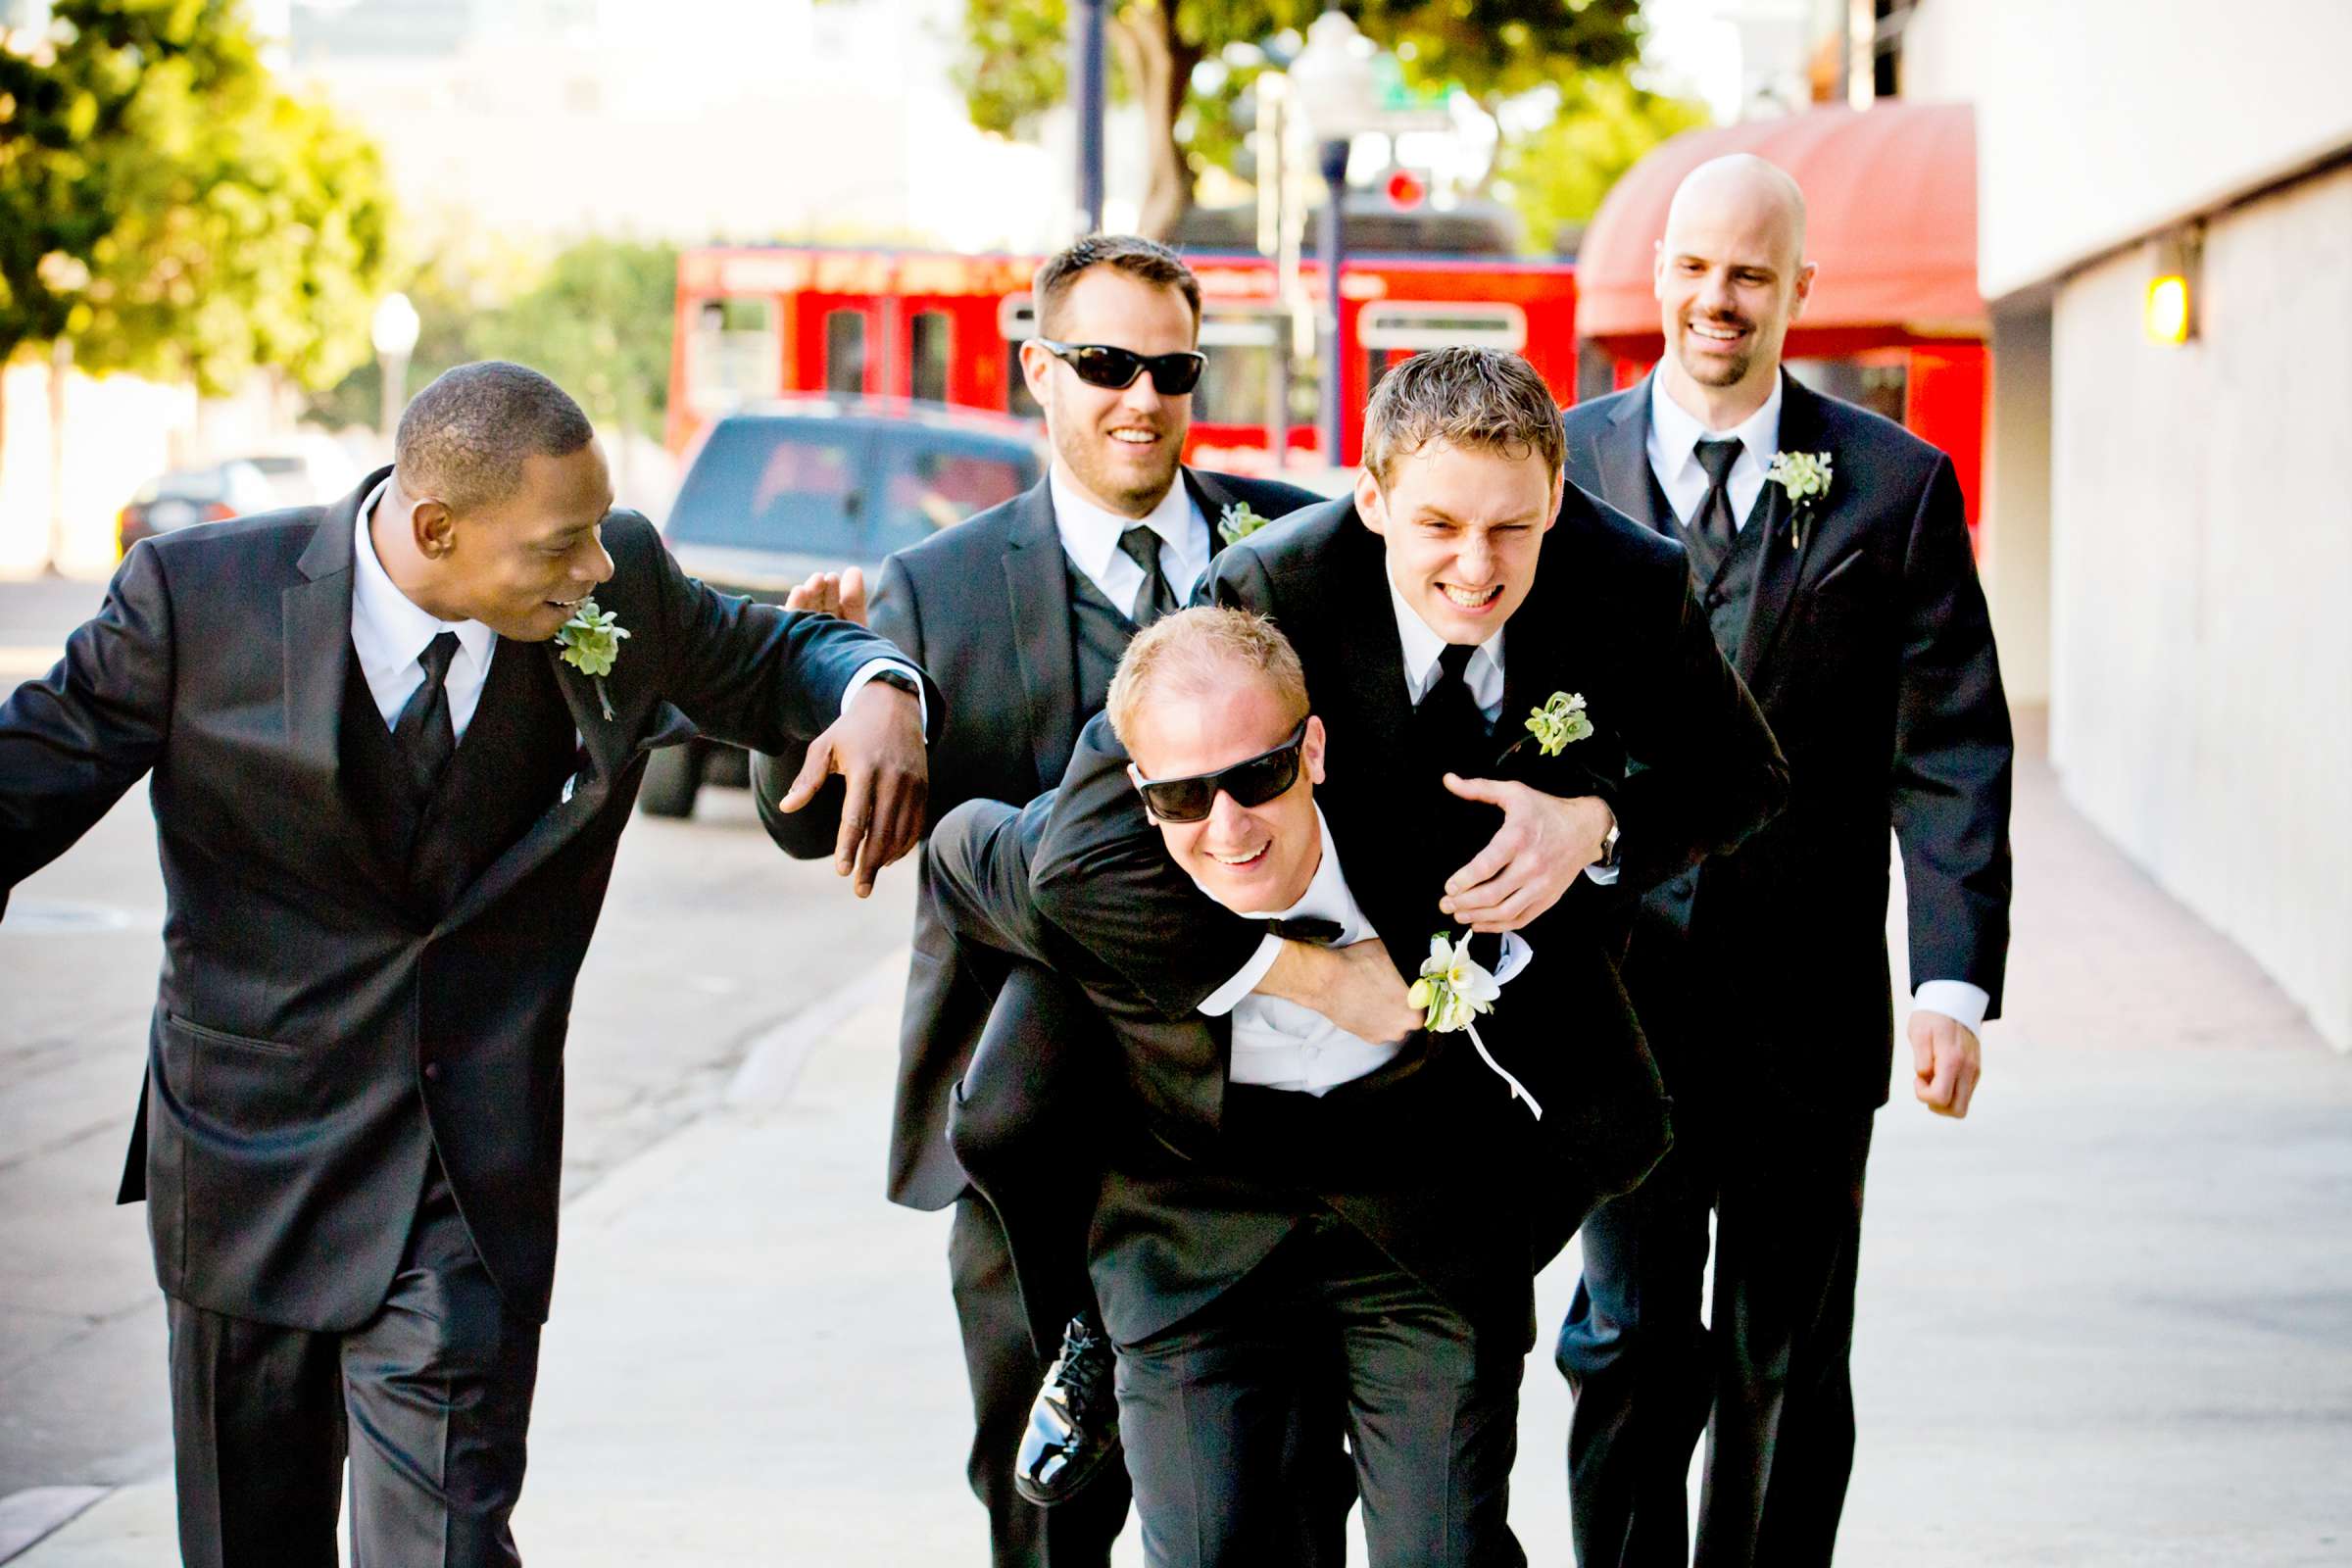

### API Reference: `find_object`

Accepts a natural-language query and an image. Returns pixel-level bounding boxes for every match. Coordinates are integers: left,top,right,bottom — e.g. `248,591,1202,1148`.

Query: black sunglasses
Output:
1133,719,1310,823
1036,340,1206,396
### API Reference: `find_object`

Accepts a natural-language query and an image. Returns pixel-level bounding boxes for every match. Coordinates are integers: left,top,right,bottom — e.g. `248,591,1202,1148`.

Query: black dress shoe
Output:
1014,1314,1121,1506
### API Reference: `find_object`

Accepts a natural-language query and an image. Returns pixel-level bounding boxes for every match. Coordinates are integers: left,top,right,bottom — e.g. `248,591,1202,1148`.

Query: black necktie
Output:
1688,438,1742,580
1268,916,1344,946
391,631,463,805
1118,526,1180,626
1415,642,1490,770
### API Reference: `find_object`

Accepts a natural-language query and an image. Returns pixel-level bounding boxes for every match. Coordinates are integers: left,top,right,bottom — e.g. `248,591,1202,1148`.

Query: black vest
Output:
339,639,579,921
1065,559,1144,719
1650,468,1771,657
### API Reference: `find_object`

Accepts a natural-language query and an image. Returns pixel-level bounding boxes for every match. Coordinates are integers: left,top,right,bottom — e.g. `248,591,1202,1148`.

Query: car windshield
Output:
667,419,864,556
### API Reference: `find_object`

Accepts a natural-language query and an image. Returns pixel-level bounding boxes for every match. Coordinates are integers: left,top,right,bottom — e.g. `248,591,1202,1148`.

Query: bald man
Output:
1553,155,2013,1566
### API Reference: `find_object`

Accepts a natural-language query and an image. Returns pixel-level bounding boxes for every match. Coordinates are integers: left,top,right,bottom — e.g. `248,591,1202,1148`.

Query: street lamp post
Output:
1288,11,1380,466
1315,135,1350,465
371,293,420,448
1073,0,1107,234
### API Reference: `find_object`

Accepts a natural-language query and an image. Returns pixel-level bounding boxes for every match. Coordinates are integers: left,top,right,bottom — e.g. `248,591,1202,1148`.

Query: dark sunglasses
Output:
1036,340,1206,396
1133,719,1310,823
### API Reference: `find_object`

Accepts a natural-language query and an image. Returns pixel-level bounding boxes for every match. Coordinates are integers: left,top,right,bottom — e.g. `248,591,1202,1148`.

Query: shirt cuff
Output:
841,659,928,737
1583,863,1621,886
1200,934,1283,1018
1913,979,1990,1038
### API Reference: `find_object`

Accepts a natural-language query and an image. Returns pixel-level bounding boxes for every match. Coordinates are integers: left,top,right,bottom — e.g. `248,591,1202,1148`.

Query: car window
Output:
869,432,1037,555
668,419,866,556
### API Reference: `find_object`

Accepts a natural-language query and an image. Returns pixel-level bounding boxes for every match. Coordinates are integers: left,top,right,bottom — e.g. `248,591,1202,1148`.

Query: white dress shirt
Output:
1049,466,1210,618
1642,380,1990,1038
353,481,926,743
1646,371,1783,533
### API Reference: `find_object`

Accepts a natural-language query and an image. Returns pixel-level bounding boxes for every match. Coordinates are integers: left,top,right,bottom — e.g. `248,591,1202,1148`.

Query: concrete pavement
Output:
10,727,2350,1565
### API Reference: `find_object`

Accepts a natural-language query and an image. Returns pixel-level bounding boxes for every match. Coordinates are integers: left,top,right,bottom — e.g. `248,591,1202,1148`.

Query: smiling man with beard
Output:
1553,155,2013,1568
753,236,1318,1566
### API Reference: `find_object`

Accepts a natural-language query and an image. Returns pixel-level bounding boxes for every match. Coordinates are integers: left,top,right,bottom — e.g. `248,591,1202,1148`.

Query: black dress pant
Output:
167,1166,541,1568
1556,1078,1875,1568
949,1193,1133,1567
1116,1212,1524,1568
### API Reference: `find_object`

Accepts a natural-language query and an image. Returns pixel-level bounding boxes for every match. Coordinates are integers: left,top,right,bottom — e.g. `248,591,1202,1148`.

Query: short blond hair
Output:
1360,345,1564,489
1105,607,1307,751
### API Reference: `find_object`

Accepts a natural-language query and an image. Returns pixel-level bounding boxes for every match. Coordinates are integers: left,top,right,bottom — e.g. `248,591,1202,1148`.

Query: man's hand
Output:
1909,1009,1981,1118
783,565,869,626
1437,776,1613,933
772,679,926,897
1258,938,1423,1043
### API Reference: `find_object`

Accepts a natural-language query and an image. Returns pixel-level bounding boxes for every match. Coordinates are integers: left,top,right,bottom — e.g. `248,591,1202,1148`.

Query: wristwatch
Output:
1595,821,1622,871
866,668,920,699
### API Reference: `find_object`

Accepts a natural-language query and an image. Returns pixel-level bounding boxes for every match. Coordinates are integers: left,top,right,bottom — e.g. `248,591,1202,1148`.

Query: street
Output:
0,573,916,1506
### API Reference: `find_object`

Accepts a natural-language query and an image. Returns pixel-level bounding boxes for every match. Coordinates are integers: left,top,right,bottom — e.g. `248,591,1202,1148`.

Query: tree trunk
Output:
1110,2,1200,241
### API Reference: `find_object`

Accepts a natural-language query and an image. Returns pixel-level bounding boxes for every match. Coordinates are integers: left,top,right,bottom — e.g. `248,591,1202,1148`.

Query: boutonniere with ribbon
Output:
555,598,629,720
1765,450,1834,550
1409,932,1543,1119
1497,690,1593,766
1216,501,1271,548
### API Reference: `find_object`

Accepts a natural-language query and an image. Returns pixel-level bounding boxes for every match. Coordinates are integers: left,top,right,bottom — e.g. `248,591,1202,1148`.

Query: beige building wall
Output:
1903,0,2352,299
2047,165,2352,1050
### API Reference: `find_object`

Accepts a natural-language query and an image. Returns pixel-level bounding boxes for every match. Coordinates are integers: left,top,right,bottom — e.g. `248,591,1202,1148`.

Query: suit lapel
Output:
428,645,613,936
1002,480,1081,794
1183,466,1236,558
1734,371,1827,682
281,473,405,903
1595,376,1674,538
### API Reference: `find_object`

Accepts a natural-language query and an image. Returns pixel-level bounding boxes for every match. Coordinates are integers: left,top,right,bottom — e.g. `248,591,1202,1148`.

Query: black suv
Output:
646,398,1046,816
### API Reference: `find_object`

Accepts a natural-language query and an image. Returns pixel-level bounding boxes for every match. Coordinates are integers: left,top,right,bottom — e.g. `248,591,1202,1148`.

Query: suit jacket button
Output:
422,1062,441,1083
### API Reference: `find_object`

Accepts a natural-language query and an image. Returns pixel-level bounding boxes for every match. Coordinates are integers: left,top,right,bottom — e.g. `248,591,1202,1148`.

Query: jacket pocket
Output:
167,1013,300,1058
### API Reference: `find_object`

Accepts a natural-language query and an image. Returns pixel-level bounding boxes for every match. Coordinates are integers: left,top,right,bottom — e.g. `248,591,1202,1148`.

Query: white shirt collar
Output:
1385,568,1506,715
351,479,498,713
1647,370,1784,482
1049,465,1202,590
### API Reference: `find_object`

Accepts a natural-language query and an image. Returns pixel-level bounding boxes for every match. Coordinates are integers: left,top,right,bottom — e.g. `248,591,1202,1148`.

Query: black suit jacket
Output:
1019,488,1789,1328
750,466,1322,1210
0,469,934,1331
1566,370,2013,1106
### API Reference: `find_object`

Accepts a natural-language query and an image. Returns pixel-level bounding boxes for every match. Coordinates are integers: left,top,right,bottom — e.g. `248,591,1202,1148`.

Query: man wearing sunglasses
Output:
751,234,1316,1568
935,348,1787,1562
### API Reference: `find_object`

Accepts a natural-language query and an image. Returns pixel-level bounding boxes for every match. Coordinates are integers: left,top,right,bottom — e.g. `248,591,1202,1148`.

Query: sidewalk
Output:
15,733,2351,1565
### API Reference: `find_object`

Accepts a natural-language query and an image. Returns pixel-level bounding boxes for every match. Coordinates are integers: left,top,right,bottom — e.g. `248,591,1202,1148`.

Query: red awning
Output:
1575,102,1984,343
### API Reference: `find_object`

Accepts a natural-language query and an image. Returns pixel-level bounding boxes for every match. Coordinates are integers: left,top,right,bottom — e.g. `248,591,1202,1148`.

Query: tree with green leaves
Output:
0,0,394,518
1494,70,1707,254
951,0,1647,238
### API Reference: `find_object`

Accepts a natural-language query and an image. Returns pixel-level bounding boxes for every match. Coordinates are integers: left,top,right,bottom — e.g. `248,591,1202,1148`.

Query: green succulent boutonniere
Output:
1765,450,1834,549
1216,502,1272,547
555,598,629,720
1500,690,1593,763
1407,932,1542,1118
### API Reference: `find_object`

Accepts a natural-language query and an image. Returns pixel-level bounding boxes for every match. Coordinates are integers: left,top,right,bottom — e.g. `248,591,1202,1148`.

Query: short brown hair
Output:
1033,234,1202,339
396,361,595,512
1360,346,1564,489
1106,608,1307,751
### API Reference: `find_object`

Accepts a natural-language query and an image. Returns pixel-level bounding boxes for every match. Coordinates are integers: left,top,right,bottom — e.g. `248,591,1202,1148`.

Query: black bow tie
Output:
1268,916,1345,946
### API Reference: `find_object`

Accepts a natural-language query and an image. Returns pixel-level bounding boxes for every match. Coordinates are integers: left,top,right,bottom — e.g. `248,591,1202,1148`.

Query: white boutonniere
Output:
1216,501,1272,548
1765,450,1834,549
1498,690,1592,764
1408,932,1542,1118
555,598,629,720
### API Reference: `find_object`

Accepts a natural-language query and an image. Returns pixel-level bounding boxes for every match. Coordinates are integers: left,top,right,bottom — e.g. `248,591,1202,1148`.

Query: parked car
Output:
234,434,363,509
643,398,1046,817
116,461,282,556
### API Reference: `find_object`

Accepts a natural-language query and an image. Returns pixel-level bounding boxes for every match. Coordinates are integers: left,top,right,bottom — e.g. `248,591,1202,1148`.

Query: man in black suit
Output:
970,348,1787,1564
0,362,933,1566
751,235,1318,1565
1552,155,2014,1567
